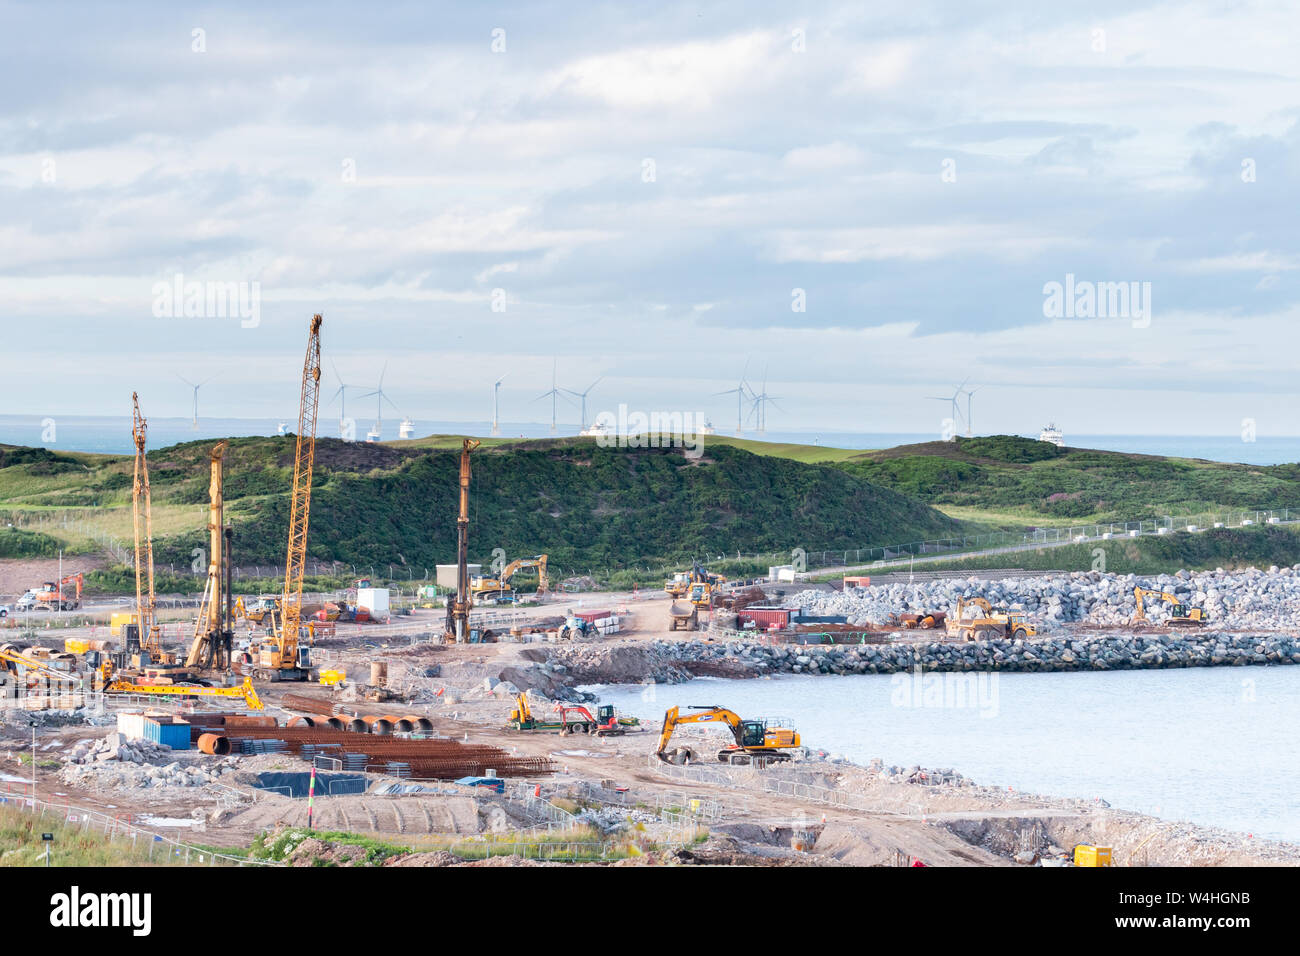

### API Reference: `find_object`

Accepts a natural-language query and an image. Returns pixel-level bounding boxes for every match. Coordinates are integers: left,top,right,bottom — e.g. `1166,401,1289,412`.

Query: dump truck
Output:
669,601,698,631
945,597,1036,641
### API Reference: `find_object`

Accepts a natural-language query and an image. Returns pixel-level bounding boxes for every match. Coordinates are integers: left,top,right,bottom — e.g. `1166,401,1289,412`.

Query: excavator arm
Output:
654,705,746,759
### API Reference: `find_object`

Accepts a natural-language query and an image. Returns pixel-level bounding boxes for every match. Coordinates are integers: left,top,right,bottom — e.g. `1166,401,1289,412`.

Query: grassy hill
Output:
0,437,958,575
831,435,1300,527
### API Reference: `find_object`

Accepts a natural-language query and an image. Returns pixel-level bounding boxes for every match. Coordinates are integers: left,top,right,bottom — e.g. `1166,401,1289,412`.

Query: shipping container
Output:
737,607,792,629
356,587,390,617
143,716,191,751
574,609,612,623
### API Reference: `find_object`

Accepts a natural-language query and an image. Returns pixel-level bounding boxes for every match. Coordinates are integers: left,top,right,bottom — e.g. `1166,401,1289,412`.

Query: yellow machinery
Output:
945,597,1037,642
654,705,800,766
1073,844,1113,867
251,315,322,681
185,441,235,673
664,572,691,598
444,438,481,643
1132,587,1208,627
130,393,163,661
0,646,84,690
471,554,548,603
103,675,263,711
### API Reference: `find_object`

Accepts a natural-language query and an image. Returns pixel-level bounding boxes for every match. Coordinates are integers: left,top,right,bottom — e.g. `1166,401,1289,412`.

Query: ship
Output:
398,418,415,440
1039,423,1064,447
579,420,613,438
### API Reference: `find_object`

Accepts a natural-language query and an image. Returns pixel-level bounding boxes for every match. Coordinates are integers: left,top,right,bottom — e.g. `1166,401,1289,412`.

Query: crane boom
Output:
258,313,322,680
130,393,161,657
186,441,232,670
445,438,480,643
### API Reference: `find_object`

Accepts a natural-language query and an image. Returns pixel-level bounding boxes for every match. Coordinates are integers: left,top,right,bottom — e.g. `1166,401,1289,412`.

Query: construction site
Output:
1,314,1297,870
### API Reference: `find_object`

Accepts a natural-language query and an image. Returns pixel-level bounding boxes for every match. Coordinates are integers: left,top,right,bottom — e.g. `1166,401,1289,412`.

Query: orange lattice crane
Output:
130,392,163,660
253,314,322,681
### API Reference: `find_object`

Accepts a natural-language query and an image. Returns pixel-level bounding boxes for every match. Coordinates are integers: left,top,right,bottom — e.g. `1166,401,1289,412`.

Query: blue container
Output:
143,717,191,751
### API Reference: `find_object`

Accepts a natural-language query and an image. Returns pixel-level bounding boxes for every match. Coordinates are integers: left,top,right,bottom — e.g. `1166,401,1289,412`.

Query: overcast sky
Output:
1,1,1298,438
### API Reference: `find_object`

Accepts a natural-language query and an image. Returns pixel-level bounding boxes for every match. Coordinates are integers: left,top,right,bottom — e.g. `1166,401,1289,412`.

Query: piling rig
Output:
444,438,480,643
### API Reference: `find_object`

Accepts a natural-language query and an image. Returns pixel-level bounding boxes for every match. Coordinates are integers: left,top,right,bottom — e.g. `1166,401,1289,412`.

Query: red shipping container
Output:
737,607,791,629
574,610,613,623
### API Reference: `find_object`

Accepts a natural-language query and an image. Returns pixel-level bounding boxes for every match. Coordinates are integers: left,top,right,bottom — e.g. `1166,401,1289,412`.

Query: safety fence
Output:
0,789,280,866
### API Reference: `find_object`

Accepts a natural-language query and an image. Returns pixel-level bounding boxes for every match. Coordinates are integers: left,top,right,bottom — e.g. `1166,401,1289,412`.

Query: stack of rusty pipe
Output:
185,724,554,780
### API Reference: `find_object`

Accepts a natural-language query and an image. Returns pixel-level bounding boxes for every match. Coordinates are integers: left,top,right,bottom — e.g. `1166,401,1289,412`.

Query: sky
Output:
1,0,1298,438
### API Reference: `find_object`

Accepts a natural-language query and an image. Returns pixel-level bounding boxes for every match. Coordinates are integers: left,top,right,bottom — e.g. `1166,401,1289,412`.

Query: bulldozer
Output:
1131,587,1208,627
654,705,801,766
945,597,1037,642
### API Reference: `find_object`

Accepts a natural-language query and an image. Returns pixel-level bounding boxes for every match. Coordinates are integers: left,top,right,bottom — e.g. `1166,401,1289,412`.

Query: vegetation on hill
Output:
0,436,959,573
833,436,1300,523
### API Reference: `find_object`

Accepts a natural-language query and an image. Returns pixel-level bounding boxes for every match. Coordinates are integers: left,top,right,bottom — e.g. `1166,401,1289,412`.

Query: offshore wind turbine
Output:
715,362,754,437
960,384,982,438
562,377,602,430
532,360,570,434
927,378,969,440
359,362,401,442
491,374,506,436
176,375,211,430
329,361,360,440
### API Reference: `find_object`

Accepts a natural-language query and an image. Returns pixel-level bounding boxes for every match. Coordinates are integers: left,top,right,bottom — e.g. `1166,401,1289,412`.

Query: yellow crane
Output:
130,392,162,660
185,441,234,672
653,705,801,766
252,314,322,681
1132,586,1208,627
444,438,480,643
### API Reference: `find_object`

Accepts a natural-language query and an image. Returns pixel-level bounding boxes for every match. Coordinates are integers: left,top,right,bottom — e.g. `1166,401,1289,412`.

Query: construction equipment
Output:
654,705,801,766
471,554,548,604
557,613,589,641
239,596,280,625
130,393,162,657
664,572,691,598
20,574,83,612
669,600,698,631
0,646,84,688
508,694,635,735
185,442,234,673
250,314,322,681
1132,586,1208,627
508,693,565,732
945,597,1037,642
103,675,263,711
444,438,481,644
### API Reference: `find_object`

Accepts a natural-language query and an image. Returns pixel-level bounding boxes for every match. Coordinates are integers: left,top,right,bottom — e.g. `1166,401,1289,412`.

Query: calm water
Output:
590,666,1300,841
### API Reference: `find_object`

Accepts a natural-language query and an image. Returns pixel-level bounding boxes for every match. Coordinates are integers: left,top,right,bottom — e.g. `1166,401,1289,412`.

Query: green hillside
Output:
0,437,958,573
832,435,1300,525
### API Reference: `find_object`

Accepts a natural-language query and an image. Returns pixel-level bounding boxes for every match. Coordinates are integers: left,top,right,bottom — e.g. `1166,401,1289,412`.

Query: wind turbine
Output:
715,362,754,436
563,377,603,430
960,384,982,438
491,374,506,436
177,375,211,430
747,369,781,436
359,362,402,442
328,361,360,440
532,360,571,434
927,378,968,440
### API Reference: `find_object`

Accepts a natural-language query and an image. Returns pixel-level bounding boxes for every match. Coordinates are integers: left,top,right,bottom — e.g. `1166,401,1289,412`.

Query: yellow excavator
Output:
472,554,548,604
1132,587,1208,627
654,705,801,766
0,646,84,691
